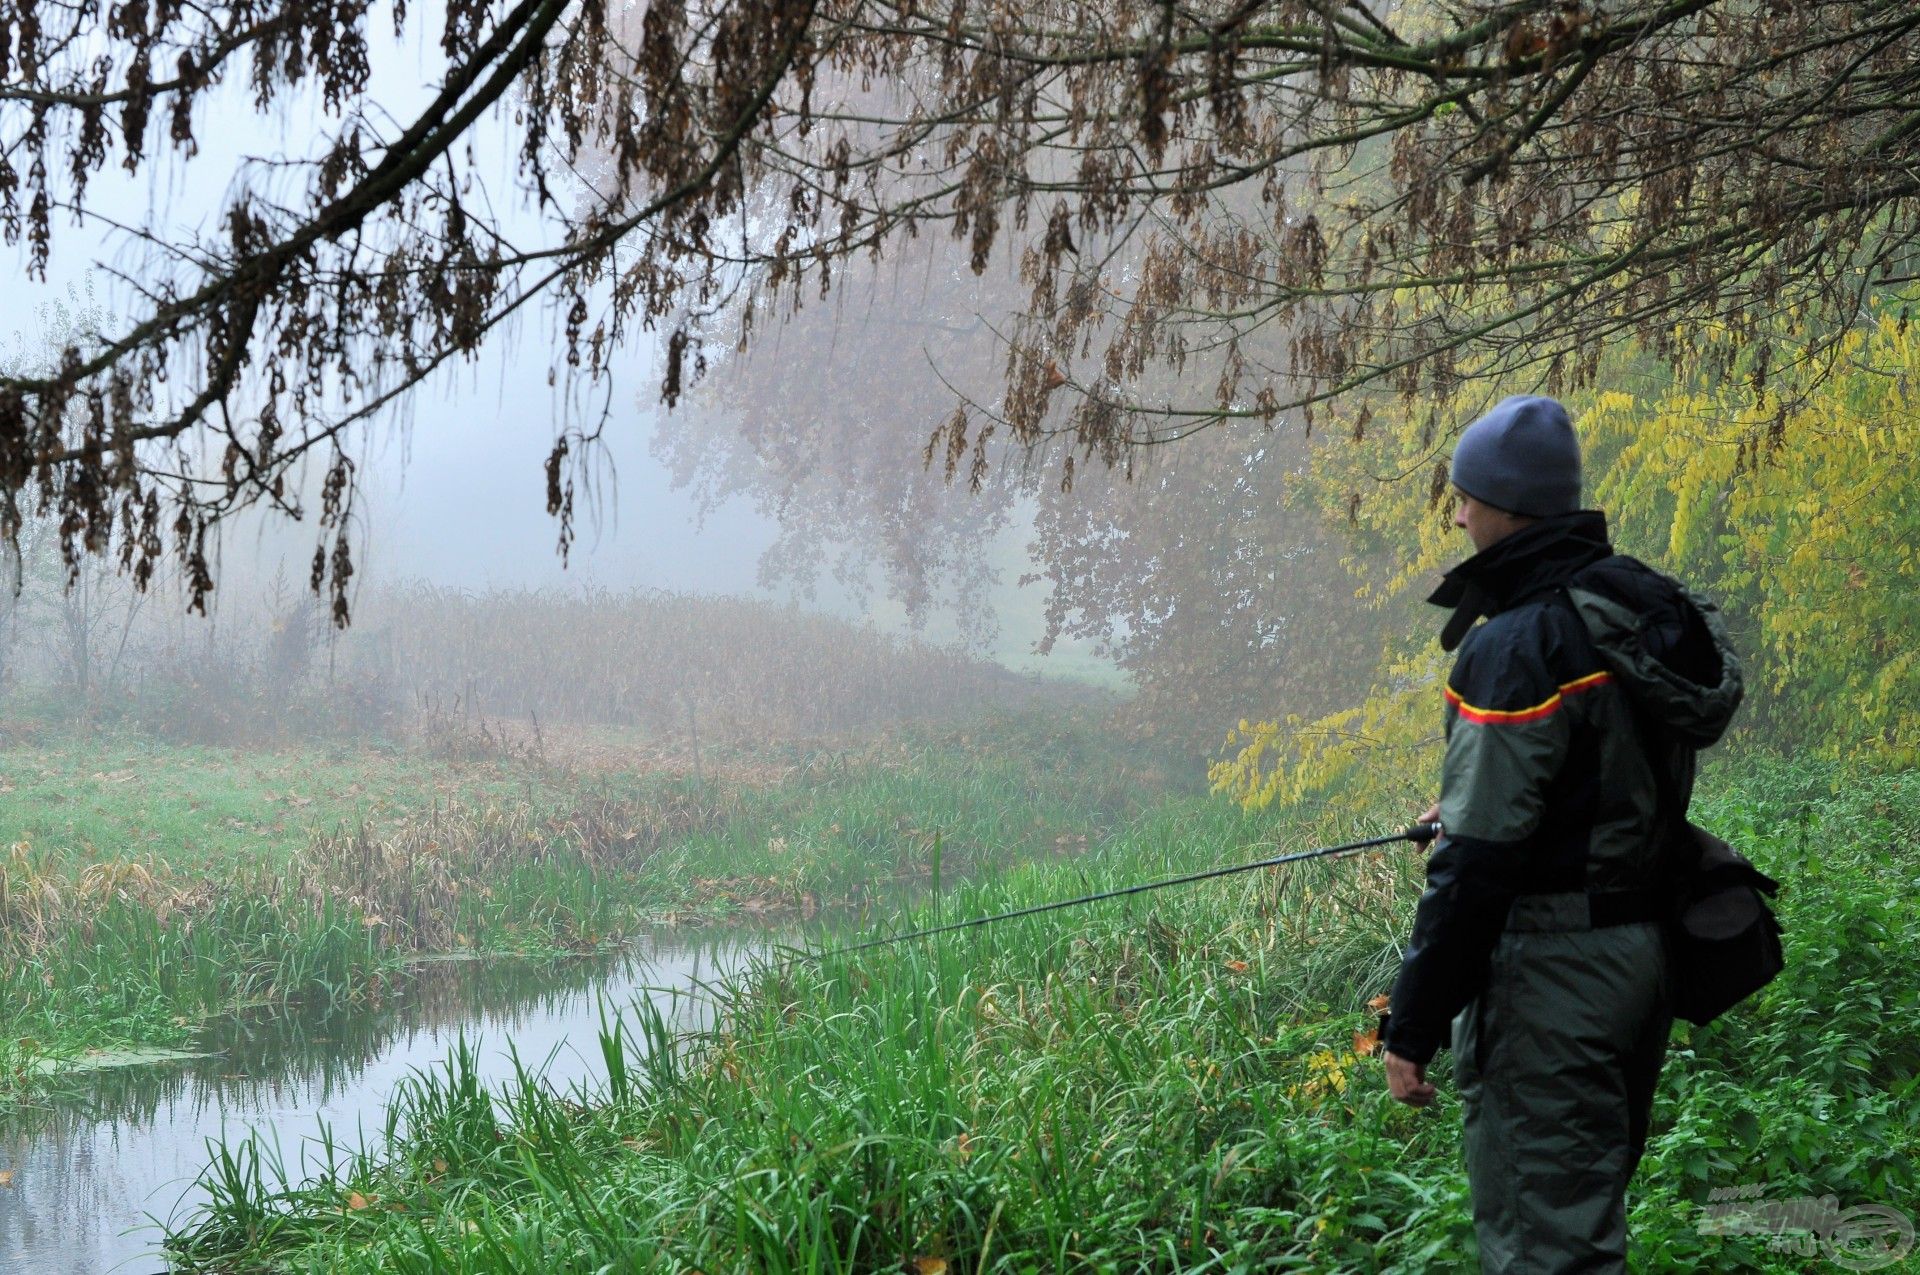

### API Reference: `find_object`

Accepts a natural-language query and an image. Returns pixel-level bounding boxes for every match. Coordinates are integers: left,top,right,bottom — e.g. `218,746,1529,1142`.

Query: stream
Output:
0,929,768,1274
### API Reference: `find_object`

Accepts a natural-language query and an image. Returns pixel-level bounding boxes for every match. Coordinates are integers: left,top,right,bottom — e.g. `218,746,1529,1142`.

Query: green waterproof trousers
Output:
1452,898,1672,1275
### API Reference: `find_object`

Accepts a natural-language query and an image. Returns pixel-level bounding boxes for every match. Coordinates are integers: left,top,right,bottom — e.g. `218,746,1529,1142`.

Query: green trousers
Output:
1452,904,1672,1275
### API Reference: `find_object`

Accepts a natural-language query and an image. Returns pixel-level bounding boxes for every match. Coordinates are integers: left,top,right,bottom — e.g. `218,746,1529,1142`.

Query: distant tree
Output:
3,0,1916,619
0,287,149,703
0,500,151,708
662,243,1395,748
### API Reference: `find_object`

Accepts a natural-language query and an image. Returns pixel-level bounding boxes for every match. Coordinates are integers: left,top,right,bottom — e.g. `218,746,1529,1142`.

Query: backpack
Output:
1560,561,1785,1026
1663,822,1785,1025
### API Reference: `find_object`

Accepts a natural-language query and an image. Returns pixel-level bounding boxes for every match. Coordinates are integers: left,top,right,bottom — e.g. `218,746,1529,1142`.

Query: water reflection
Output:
0,929,763,1275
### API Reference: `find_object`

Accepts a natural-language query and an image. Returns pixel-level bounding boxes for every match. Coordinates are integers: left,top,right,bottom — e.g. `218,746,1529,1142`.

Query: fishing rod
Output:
802,822,1441,962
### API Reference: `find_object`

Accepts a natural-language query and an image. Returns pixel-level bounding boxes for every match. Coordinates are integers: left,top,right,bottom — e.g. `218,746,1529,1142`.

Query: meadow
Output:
0,709,1158,1103
145,744,1919,1273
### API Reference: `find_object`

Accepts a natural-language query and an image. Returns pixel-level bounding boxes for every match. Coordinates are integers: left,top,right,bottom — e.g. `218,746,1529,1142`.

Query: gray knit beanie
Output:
1450,395,1582,517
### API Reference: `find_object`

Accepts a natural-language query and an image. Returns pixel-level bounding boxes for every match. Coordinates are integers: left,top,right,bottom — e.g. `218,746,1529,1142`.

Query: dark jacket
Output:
1382,512,1743,1065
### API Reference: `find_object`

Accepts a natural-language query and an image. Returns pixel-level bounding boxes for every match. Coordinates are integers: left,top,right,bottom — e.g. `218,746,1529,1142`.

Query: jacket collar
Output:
1428,511,1614,651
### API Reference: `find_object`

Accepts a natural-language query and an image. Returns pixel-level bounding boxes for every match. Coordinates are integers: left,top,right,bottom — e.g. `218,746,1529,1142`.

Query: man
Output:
1377,395,1742,1273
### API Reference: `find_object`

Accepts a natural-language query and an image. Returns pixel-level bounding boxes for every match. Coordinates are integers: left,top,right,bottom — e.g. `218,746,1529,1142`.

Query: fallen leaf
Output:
1352,1028,1380,1057
432,1159,448,1174
0,1170,15,1188
909,1259,948,1275
1223,959,1249,973
347,1191,373,1211
1368,993,1391,1012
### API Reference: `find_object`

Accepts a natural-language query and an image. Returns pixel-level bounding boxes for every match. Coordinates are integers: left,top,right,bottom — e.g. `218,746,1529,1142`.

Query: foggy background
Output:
2,9,1121,693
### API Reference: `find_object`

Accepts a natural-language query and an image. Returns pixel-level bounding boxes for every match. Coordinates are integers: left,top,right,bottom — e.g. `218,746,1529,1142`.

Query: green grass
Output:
634,717,1169,912
0,727,604,1091
0,712,1175,1106
159,751,1920,1272
0,730,549,872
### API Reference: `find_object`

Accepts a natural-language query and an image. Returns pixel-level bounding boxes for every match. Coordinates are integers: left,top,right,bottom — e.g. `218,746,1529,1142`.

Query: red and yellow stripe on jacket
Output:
1443,670,1612,726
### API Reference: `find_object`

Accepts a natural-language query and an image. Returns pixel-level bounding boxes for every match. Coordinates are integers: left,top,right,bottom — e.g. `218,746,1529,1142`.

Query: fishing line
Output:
797,822,1440,963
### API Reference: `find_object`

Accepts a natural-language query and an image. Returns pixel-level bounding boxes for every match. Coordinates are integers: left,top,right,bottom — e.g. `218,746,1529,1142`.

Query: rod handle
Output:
1405,821,1442,844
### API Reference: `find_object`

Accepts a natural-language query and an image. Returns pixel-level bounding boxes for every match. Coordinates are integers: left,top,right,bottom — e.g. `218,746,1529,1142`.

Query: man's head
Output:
1449,395,1582,551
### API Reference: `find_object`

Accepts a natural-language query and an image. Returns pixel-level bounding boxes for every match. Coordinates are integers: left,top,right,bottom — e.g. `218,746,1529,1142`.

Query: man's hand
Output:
1385,1050,1437,1107
1416,802,1442,850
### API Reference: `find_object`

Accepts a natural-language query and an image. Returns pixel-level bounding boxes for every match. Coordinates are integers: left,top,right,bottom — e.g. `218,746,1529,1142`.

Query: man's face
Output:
1454,489,1533,552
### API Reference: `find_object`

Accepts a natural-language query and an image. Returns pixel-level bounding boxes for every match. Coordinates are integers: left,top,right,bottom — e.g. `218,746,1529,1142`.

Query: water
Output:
0,930,766,1274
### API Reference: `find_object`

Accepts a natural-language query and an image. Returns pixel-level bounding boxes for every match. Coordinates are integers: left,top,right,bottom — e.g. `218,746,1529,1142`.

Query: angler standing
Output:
1377,396,1743,1273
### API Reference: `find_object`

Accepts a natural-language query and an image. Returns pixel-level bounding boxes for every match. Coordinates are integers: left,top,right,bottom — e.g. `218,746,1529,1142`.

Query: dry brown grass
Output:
0,838,225,956
410,714,804,786
288,786,727,950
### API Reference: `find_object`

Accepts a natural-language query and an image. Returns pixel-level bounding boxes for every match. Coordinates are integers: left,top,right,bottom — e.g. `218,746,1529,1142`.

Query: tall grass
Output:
0,781,718,1090
164,752,1920,1273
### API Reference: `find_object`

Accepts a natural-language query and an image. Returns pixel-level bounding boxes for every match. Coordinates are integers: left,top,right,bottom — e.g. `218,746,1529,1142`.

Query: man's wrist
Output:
1381,1017,1440,1066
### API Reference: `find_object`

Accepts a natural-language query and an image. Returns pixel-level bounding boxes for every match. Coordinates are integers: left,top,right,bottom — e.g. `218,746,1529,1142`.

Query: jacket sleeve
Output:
1383,631,1573,1065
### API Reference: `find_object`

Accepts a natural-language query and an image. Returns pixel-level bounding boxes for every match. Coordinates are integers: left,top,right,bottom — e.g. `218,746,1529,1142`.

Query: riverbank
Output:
164,752,1920,1272
0,932,771,1275
0,712,1169,1106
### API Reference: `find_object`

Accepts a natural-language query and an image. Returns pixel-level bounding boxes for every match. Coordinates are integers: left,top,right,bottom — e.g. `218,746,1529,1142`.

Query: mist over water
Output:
1,0,1915,1269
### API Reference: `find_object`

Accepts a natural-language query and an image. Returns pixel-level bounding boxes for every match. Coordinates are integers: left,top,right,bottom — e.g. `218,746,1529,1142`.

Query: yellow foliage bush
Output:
1215,299,1920,810
1588,305,1920,758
